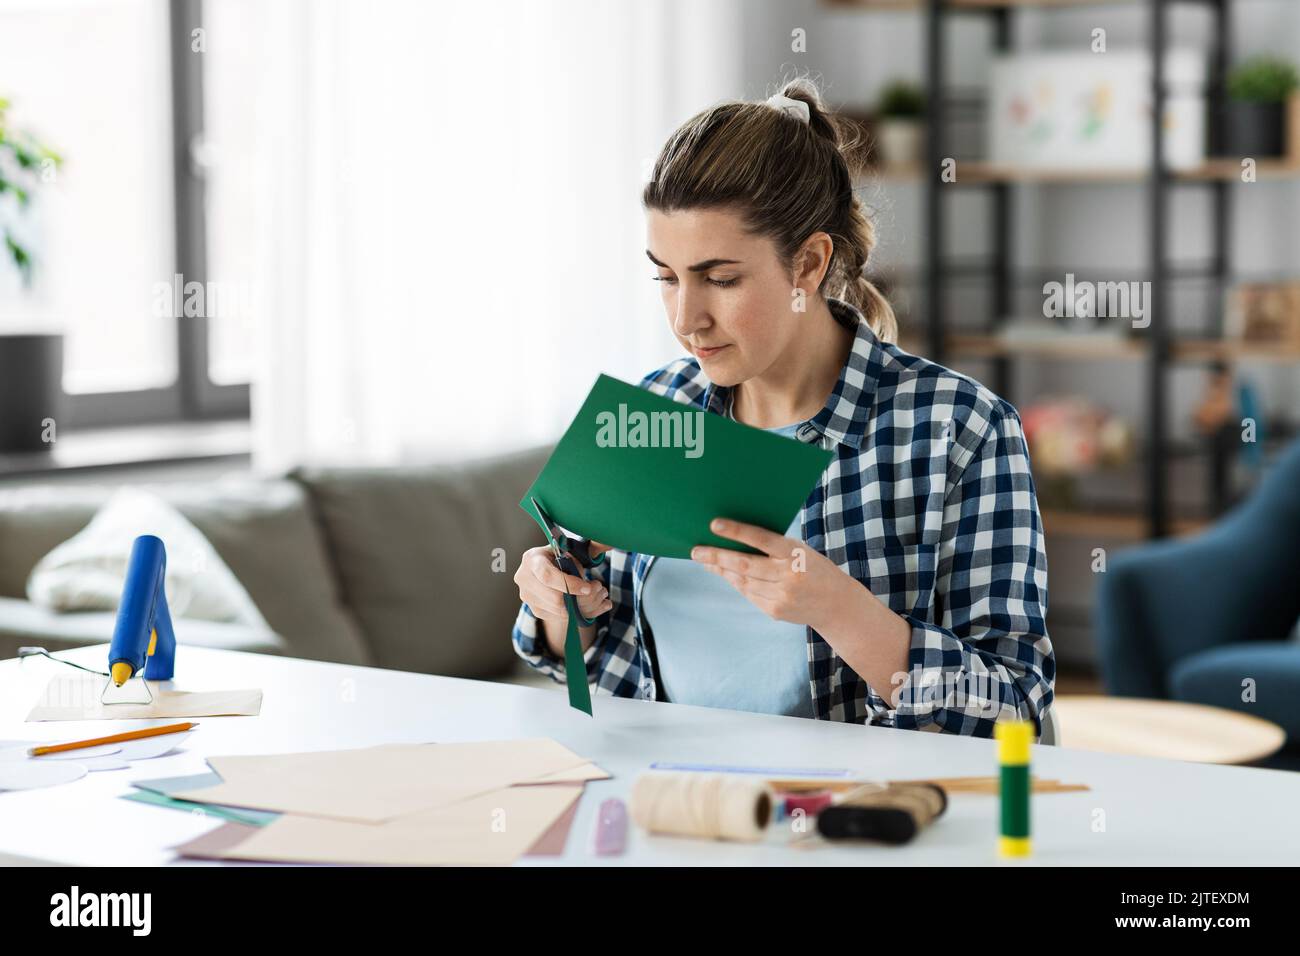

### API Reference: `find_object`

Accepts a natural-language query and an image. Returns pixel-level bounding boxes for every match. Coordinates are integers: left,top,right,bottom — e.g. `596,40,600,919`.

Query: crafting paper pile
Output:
164,738,607,865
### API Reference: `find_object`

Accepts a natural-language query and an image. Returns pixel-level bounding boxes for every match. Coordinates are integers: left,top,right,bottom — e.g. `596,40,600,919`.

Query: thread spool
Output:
816,782,947,844
780,790,835,818
630,772,773,843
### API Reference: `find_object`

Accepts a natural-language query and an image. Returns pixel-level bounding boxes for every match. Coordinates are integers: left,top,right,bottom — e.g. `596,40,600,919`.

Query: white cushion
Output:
25,488,270,629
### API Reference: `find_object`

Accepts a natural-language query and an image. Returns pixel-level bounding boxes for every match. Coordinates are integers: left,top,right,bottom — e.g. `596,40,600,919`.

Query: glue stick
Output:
996,719,1033,858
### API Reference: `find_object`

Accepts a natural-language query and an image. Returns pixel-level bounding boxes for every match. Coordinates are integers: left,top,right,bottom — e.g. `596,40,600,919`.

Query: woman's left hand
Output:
691,517,858,631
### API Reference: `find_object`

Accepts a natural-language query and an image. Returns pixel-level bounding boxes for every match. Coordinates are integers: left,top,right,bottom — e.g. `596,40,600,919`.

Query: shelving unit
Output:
945,333,1300,363
834,0,1300,540
1040,508,1207,539
830,0,1136,9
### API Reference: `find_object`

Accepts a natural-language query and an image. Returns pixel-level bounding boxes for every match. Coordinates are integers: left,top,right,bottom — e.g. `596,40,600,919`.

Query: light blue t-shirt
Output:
642,411,814,718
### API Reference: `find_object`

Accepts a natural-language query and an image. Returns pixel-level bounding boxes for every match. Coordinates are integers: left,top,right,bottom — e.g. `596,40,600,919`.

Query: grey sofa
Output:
0,446,554,687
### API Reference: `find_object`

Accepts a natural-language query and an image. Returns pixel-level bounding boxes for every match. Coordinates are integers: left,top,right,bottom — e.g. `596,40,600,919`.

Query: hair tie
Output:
765,93,810,125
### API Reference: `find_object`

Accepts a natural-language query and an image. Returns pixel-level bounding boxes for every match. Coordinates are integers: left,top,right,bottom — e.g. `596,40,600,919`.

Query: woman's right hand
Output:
514,544,613,626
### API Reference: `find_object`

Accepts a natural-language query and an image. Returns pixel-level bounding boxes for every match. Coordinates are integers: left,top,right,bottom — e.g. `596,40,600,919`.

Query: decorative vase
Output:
0,333,64,453
1226,100,1286,157
877,119,923,168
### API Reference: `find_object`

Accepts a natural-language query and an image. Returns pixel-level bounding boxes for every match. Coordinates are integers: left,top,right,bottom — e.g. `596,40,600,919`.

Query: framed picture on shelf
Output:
988,50,1206,171
1225,282,1300,350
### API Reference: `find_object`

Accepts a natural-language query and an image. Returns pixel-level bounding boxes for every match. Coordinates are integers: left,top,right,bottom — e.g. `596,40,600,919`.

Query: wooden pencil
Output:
27,721,198,757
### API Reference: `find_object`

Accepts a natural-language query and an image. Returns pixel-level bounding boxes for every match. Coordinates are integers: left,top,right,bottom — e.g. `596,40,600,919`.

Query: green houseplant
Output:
1225,57,1299,157
876,81,926,168
0,96,65,454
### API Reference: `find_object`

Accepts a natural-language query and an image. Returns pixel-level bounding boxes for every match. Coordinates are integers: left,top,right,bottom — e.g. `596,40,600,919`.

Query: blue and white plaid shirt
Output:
513,297,1054,738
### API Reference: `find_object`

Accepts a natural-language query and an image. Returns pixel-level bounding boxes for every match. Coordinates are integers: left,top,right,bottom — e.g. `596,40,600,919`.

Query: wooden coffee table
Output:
1052,695,1287,764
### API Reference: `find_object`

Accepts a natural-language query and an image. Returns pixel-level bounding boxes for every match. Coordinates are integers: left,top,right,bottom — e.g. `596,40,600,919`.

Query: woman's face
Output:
646,206,814,387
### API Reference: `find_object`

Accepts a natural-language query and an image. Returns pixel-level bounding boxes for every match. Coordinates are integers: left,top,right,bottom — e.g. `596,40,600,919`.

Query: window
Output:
0,0,248,429
200,0,258,387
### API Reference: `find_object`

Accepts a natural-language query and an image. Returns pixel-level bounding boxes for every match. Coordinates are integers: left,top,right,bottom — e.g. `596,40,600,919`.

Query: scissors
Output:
530,496,604,715
530,496,606,618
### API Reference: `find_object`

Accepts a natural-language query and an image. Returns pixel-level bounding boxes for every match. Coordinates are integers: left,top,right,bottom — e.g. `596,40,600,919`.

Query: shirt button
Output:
797,424,817,440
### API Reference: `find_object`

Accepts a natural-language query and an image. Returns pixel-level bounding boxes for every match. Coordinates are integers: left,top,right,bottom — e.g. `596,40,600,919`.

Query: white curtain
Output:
227,0,744,473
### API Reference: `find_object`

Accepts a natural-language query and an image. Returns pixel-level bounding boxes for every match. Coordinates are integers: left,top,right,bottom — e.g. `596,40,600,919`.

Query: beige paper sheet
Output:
204,747,608,785
212,784,585,866
25,676,262,722
172,738,593,823
521,762,610,785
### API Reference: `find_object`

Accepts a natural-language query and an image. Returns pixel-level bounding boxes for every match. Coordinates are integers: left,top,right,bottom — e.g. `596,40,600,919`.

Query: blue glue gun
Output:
107,535,177,686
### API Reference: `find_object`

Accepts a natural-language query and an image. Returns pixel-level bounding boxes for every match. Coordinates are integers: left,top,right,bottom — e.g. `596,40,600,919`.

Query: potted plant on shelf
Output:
1225,56,1299,158
0,96,64,454
875,81,925,169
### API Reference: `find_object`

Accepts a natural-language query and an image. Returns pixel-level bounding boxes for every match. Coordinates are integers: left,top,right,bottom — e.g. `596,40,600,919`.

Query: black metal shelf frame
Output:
921,0,1238,538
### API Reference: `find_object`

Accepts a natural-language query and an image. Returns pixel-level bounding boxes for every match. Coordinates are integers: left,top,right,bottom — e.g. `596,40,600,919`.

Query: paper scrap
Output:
524,796,581,856
124,790,280,826
115,731,193,761
0,760,87,790
82,756,130,771
172,821,260,859
132,771,223,796
25,676,261,722
42,744,122,760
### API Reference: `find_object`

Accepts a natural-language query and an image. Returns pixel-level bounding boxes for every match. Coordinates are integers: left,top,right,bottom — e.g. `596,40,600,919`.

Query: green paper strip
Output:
523,498,595,717
562,592,594,716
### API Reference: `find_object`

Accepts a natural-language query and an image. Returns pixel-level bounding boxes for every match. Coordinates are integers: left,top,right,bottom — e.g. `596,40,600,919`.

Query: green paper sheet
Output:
520,373,833,716
521,373,833,558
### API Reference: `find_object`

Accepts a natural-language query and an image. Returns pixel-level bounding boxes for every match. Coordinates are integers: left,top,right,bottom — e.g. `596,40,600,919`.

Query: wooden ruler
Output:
770,776,1089,795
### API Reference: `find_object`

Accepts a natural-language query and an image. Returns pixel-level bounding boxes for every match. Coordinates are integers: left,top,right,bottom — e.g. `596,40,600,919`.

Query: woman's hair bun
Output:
774,77,840,144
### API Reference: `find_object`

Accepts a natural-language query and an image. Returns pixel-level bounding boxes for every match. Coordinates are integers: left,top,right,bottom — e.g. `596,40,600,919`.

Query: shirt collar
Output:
702,297,883,451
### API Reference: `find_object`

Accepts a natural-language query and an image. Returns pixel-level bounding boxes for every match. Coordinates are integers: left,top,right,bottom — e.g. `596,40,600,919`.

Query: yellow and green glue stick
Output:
996,719,1033,858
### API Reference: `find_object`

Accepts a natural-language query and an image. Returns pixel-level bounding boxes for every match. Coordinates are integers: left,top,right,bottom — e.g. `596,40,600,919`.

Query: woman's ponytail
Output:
839,194,898,343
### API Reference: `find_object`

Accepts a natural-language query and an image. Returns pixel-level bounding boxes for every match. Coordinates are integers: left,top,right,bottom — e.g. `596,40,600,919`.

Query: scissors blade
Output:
530,496,555,531
533,496,587,545
530,496,566,559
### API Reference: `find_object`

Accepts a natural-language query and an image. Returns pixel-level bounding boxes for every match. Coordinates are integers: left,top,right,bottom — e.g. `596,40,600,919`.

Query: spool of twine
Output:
630,772,773,842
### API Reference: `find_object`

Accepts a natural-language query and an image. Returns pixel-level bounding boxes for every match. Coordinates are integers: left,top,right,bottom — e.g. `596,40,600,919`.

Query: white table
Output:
1,644,1297,866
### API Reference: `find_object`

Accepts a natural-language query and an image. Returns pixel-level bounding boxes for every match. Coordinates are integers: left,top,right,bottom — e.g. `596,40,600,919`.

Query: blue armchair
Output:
1094,436,1300,766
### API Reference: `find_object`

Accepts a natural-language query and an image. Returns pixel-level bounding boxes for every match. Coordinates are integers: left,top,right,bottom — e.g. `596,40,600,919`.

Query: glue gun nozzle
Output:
110,662,134,687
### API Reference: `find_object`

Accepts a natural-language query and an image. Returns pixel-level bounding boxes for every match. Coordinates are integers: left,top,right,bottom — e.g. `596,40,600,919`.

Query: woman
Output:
511,79,1054,738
